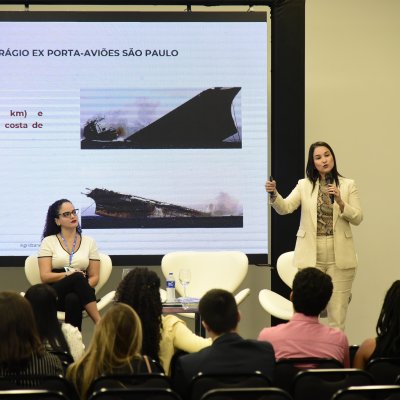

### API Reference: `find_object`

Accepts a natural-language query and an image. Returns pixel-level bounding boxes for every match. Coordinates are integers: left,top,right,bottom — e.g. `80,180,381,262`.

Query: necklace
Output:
59,232,78,267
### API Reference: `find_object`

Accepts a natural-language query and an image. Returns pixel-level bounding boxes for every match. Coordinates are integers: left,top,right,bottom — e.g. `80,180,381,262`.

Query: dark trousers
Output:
51,272,96,330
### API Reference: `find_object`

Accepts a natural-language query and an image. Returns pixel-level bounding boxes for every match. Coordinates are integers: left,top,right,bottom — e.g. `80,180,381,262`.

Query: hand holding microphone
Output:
326,173,341,204
265,176,276,197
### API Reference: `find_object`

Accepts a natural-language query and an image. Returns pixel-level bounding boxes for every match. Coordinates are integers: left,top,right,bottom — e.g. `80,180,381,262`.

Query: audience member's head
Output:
24,283,70,354
291,267,333,316
67,303,143,399
199,289,239,336
375,280,400,352
115,267,162,361
0,291,43,369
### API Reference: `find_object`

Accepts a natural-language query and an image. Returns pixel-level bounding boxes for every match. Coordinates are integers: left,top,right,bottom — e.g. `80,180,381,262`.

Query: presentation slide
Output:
0,12,268,260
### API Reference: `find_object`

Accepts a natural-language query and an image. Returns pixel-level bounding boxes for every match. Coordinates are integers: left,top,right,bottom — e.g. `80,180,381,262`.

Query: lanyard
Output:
60,233,78,267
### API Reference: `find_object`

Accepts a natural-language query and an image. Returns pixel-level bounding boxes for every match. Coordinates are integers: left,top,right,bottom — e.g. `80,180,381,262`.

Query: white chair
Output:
161,251,250,318
276,250,297,288
258,289,294,320
258,251,297,320
24,253,115,320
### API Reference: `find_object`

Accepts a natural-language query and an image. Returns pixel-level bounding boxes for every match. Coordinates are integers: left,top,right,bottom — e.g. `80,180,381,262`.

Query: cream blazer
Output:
271,177,363,269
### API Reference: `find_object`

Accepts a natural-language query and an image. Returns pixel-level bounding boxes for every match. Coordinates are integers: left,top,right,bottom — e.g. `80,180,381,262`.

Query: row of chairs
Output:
2,356,399,398
2,386,400,400
2,366,400,400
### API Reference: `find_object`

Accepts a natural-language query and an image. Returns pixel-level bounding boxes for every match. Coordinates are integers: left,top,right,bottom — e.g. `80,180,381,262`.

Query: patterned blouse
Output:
0,351,63,386
317,179,333,236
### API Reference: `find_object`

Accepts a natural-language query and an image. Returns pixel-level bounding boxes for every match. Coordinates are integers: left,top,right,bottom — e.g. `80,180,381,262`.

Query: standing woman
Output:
265,141,363,330
38,199,101,330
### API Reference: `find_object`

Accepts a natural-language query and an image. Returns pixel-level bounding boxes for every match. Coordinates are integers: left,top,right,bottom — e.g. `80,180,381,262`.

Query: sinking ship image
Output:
81,87,241,149
82,118,119,141
82,188,243,229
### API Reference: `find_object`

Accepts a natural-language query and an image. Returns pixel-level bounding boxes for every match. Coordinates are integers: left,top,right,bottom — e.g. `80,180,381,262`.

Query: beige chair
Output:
24,253,115,320
276,250,297,288
161,251,250,318
258,251,297,320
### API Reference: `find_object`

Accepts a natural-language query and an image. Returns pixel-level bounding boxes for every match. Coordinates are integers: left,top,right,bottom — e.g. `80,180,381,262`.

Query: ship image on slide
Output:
80,87,242,149
83,118,119,141
81,188,243,229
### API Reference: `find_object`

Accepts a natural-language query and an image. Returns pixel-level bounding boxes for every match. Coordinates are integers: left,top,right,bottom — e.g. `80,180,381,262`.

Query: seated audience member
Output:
67,303,161,399
0,291,63,383
173,289,275,399
353,280,400,368
25,283,85,362
258,267,350,367
115,267,211,375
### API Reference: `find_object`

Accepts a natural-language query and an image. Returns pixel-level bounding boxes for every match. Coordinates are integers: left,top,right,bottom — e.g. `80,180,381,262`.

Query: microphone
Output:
269,176,275,197
325,173,334,204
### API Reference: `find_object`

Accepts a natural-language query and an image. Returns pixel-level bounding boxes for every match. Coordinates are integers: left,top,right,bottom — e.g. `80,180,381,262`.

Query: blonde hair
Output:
67,303,143,399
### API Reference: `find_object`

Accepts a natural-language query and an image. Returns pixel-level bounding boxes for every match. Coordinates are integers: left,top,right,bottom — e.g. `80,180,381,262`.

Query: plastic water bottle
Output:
166,272,176,302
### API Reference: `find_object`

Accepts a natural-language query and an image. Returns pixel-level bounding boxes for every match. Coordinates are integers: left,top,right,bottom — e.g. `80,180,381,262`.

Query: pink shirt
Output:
258,313,350,367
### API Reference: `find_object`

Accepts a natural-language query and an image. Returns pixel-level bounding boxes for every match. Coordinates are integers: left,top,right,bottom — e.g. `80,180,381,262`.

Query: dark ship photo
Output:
81,188,243,229
82,118,119,141
80,87,242,149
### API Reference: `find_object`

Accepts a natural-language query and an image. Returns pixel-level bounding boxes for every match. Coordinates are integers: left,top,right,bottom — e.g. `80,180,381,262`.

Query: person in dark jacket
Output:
173,289,275,399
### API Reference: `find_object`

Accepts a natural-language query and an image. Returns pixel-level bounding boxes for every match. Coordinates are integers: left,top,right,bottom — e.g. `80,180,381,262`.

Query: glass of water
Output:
179,268,191,299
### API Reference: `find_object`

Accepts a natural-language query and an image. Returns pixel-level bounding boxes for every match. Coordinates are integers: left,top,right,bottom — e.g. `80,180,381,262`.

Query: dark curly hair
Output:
292,267,333,316
306,141,342,190
374,280,400,357
41,198,82,239
115,267,162,362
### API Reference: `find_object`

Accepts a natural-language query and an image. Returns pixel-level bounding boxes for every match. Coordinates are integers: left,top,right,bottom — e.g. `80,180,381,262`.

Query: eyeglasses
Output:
58,209,79,218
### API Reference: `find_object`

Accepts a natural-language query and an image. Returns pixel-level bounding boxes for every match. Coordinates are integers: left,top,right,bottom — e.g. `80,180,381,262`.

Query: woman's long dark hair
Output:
41,198,82,239
374,280,400,356
306,141,341,190
115,267,162,362
0,292,43,369
24,284,71,355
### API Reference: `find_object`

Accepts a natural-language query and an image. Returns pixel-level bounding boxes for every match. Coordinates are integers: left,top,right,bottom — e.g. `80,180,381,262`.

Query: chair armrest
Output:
97,291,116,311
234,288,251,305
258,289,293,320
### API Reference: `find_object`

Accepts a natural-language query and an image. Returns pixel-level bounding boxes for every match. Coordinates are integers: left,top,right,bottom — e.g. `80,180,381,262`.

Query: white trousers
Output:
314,236,355,331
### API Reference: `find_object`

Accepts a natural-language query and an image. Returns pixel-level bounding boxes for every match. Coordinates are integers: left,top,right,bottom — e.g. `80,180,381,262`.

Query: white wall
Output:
306,0,400,344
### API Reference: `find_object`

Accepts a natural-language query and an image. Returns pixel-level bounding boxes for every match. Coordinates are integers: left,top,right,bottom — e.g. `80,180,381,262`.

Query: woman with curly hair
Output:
353,281,400,368
115,267,211,374
67,303,161,399
38,199,101,330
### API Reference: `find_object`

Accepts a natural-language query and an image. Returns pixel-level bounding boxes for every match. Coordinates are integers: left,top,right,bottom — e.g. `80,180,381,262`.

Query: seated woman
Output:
25,283,85,362
115,267,211,375
66,303,161,399
38,198,101,330
0,291,63,383
353,280,400,368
